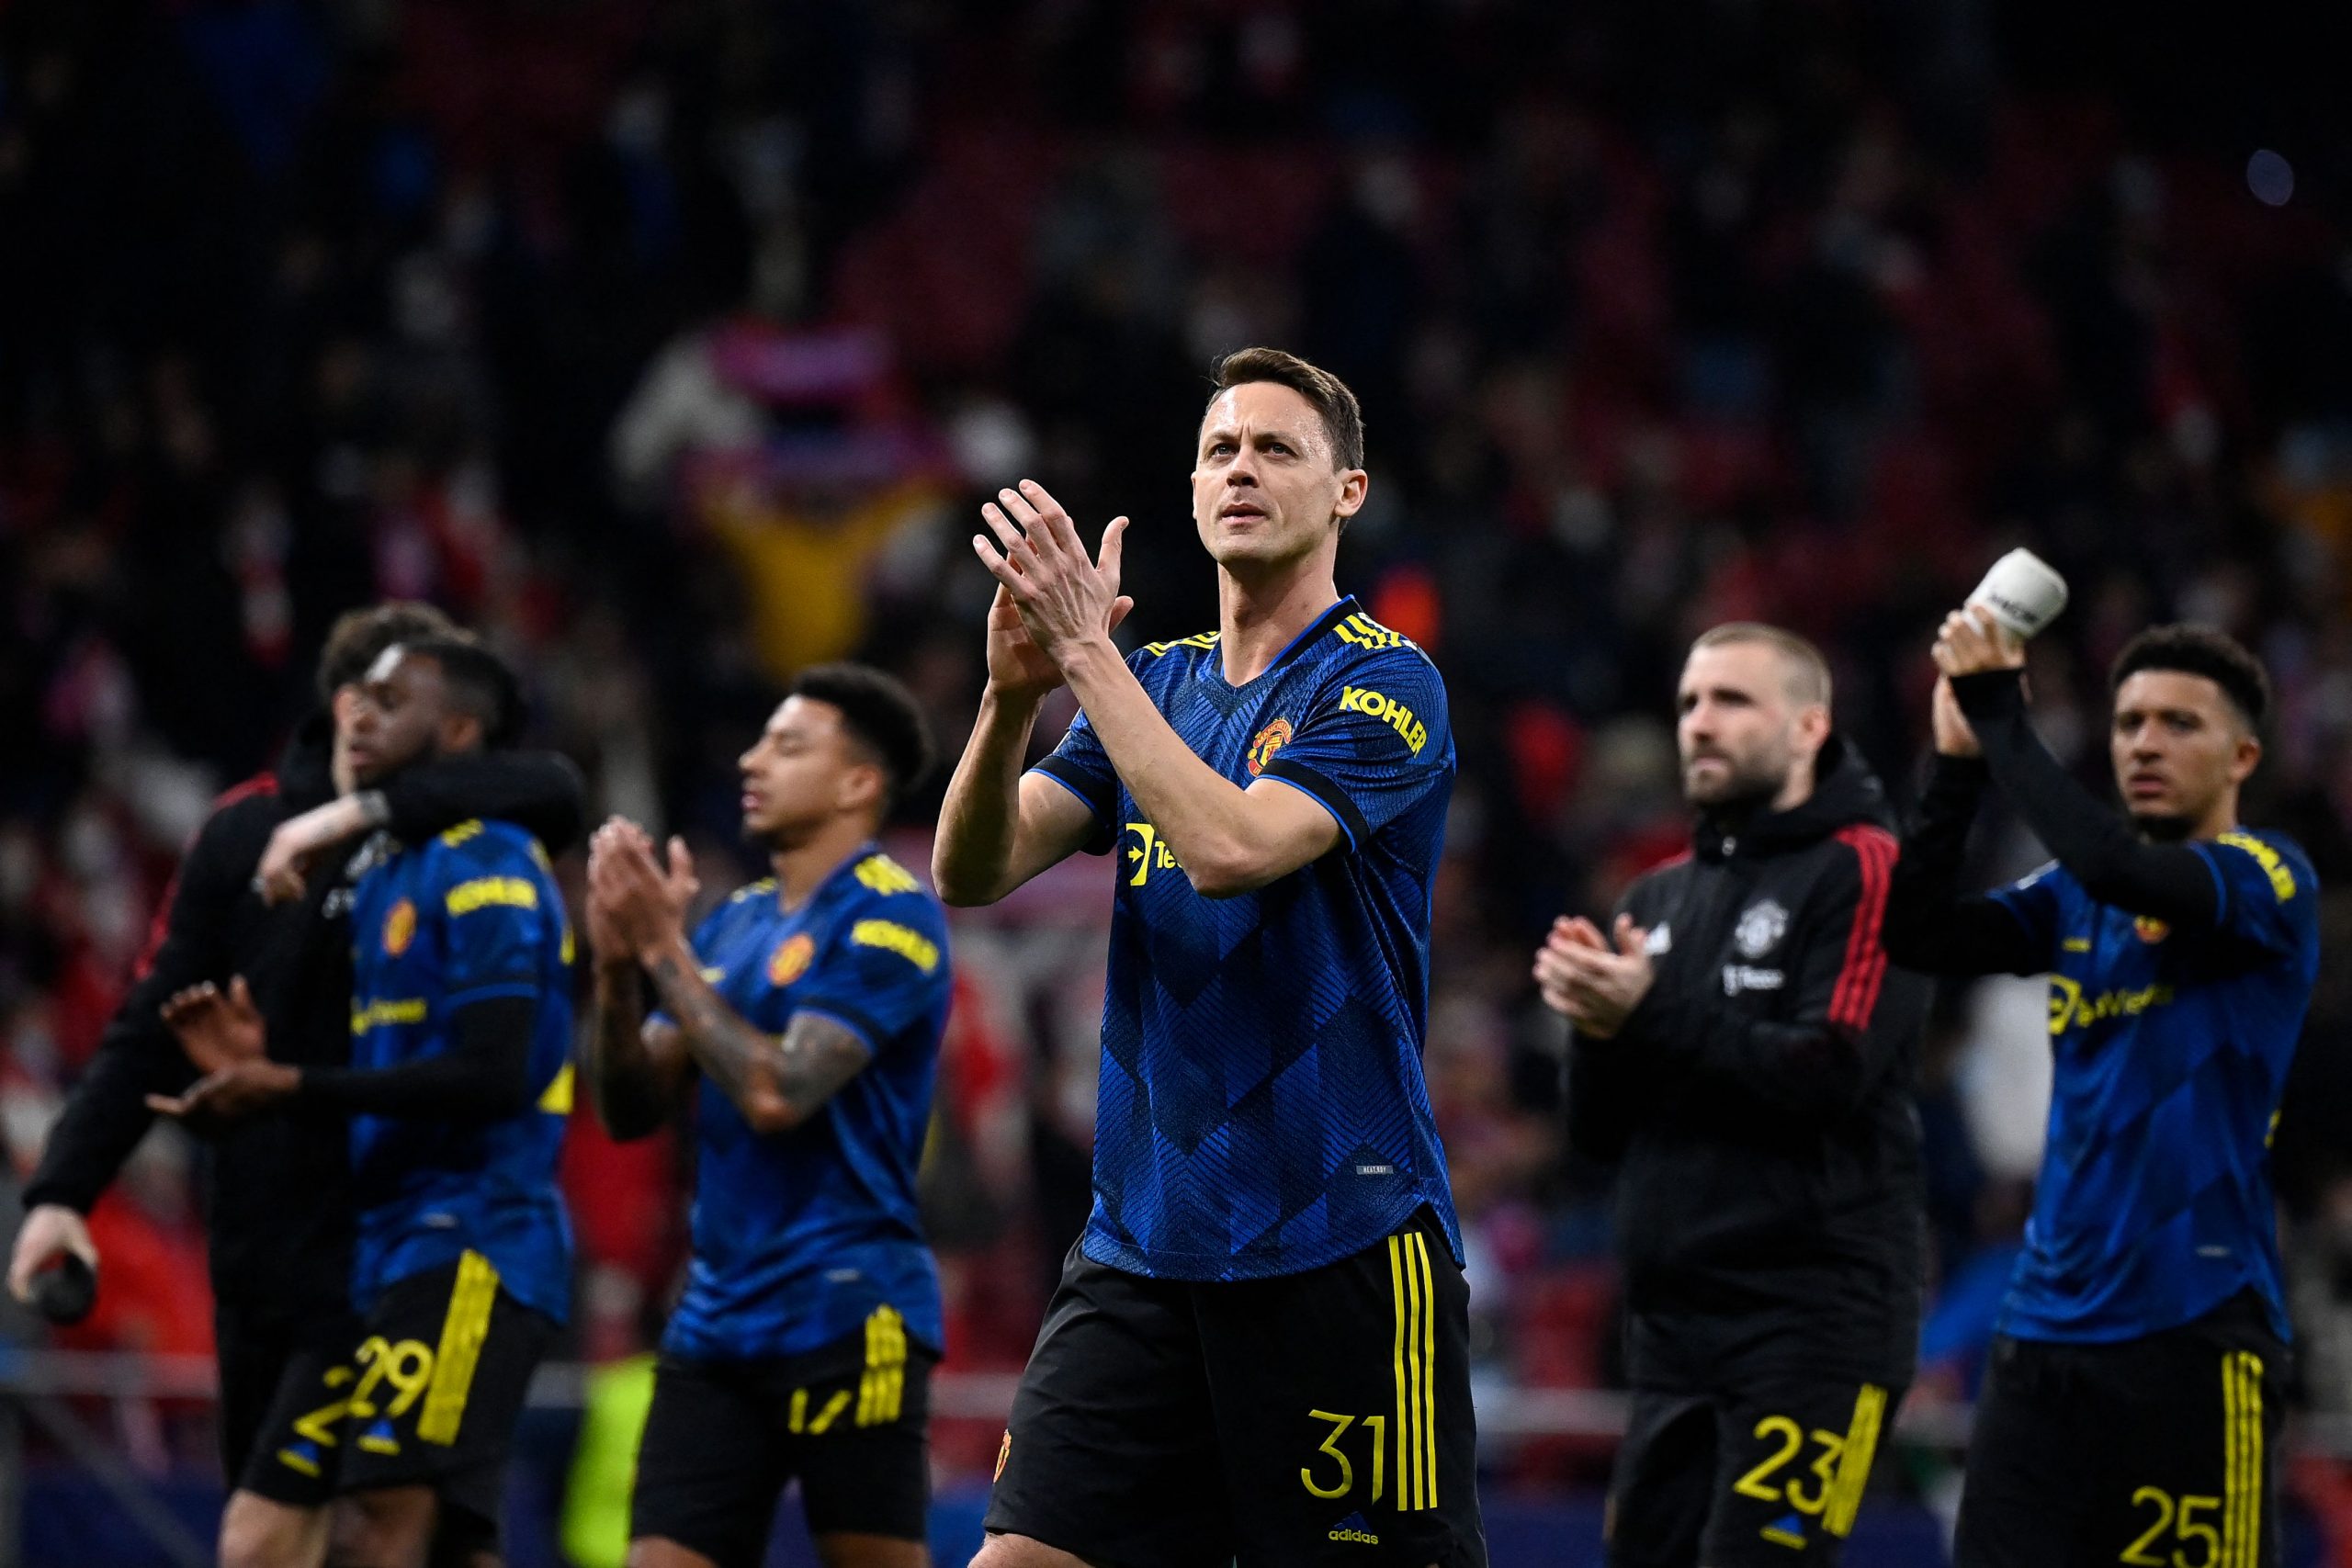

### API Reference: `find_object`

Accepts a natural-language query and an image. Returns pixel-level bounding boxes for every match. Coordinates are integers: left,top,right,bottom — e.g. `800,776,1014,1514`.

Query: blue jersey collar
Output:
1210,595,1358,690
773,839,884,916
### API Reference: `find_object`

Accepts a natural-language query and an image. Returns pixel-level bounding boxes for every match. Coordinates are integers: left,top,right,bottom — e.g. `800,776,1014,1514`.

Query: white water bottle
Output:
1968,548,2069,639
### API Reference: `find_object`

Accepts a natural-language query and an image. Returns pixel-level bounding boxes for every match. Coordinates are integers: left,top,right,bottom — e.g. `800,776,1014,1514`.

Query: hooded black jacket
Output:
24,716,583,1323
1566,737,1928,1386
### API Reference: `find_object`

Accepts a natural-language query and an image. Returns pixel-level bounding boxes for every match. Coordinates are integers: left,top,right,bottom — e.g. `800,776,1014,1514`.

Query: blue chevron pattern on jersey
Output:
1031,597,1463,1280
347,819,574,1322
656,847,953,1359
1986,827,2319,1341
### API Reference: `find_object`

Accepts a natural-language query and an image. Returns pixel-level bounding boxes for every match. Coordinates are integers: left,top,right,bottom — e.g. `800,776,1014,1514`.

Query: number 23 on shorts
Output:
1729,1385,1888,1540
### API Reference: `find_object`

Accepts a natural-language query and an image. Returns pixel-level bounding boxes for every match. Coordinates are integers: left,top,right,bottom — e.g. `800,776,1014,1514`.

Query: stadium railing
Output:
14,1348,2352,1454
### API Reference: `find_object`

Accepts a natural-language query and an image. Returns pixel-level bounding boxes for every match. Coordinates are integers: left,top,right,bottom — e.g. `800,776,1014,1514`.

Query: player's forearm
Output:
1952,671,2220,928
379,750,587,854
22,1039,184,1213
302,791,387,850
1884,756,2044,975
586,963,669,1141
29,840,232,1207
933,684,1046,905
1622,992,1879,1124
641,937,800,1131
301,998,535,1119
1059,640,1276,897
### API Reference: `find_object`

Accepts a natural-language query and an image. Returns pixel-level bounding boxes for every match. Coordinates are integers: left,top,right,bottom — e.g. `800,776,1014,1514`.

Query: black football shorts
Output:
985,1207,1486,1568
242,1250,554,1541
1606,1370,1902,1566
631,1308,936,1565
225,1304,362,1507
1954,1292,2283,1568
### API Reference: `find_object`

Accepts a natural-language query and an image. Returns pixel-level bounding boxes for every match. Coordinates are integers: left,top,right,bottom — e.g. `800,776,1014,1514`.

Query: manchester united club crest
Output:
2135,916,2170,944
1247,717,1294,776
768,932,816,986
1735,898,1789,959
382,898,417,957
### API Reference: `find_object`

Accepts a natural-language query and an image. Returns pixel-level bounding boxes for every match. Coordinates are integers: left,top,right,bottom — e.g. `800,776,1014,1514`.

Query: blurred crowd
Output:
8,0,2352,1526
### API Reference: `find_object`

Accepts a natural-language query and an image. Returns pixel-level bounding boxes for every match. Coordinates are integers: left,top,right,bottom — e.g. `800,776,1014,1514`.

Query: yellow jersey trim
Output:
850,919,941,974
447,875,540,916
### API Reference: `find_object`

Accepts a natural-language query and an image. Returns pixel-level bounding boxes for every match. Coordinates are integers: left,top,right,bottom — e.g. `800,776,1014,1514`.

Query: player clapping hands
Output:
1533,915,1656,1040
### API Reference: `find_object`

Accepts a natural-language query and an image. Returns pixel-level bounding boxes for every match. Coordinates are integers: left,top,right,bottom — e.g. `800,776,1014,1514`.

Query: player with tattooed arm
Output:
585,663,951,1568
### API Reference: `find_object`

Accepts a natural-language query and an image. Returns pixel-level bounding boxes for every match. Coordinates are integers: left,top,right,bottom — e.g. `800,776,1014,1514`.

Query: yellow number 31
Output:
1301,1410,1390,1502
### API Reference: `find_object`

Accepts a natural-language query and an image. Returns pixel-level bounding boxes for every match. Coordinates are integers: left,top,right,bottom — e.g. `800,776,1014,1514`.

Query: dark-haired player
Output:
1884,617,2317,1567
934,348,1483,1567
157,637,575,1567
585,663,951,1568
11,604,580,1568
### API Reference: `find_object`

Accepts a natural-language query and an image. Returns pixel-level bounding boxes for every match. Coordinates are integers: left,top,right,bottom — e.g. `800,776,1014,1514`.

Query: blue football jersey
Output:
1987,828,2319,1342
346,818,576,1323
1031,597,1463,1281
659,847,953,1361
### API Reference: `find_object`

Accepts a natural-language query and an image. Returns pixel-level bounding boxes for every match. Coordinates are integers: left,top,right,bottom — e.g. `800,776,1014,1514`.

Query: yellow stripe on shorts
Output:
2224,1350,2264,1568
1386,1228,1440,1514
858,1305,909,1427
1823,1382,1887,1538
417,1251,500,1445
1415,1234,1437,1510
1389,1236,1412,1512
1404,1232,1426,1511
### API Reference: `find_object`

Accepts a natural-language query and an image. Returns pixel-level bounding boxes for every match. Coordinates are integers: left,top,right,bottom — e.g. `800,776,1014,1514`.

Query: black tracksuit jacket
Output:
23,717,582,1328
1566,738,1930,1388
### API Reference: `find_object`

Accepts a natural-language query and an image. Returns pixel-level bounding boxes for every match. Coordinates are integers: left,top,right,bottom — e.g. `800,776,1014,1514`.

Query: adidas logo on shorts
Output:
1327,1512,1380,1546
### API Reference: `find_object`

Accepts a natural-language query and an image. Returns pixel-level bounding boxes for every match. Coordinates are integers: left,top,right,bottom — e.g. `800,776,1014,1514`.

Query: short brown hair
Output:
1208,347,1365,472
315,602,460,704
1690,622,1834,709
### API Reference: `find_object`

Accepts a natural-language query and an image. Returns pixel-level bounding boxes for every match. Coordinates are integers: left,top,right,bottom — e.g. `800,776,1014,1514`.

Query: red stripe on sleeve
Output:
1828,825,1896,1031
132,770,278,981
130,869,185,982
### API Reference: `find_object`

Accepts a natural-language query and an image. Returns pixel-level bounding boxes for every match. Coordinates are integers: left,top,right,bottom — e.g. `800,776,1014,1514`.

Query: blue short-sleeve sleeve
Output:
1028,704,1119,855
435,838,558,1005
1257,650,1452,849
791,896,953,1054
2194,831,2318,958
1985,862,2065,957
